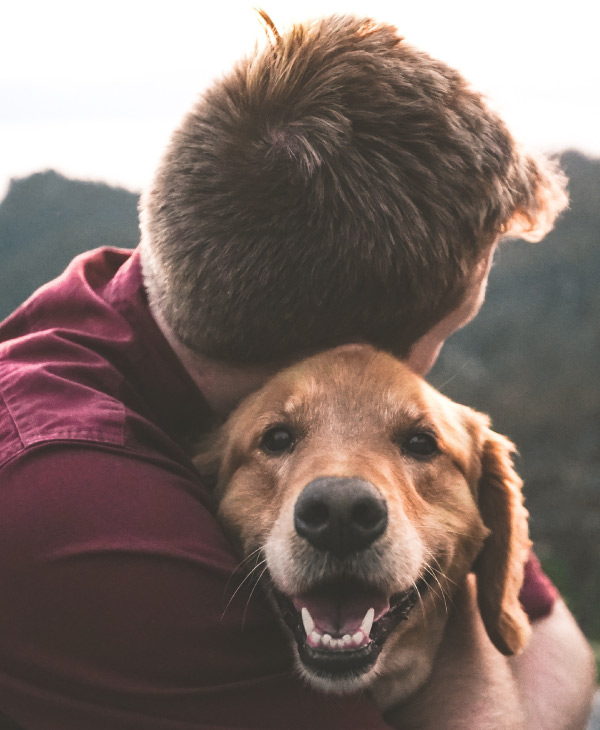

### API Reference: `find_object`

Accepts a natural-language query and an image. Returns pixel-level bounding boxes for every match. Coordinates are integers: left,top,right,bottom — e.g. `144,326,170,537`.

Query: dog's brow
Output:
283,395,304,415
385,403,441,438
382,393,423,422
282,378,324,414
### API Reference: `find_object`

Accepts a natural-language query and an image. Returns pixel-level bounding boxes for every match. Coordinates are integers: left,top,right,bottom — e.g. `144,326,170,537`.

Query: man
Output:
0,14,594,730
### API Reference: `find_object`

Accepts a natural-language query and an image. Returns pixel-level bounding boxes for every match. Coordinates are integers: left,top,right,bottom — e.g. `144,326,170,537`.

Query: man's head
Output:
140,13,567,367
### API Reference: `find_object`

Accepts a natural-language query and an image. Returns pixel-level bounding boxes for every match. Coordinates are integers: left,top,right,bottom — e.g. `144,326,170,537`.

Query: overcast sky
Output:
1,0,599,199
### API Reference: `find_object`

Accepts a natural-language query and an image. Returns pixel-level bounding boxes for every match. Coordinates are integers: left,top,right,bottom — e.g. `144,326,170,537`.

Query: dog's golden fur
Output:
194,345,531,711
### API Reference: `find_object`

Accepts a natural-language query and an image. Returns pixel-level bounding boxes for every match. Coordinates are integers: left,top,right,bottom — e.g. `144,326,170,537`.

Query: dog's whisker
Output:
444,528,484,539
412,577,428,629
434,361,467,392
422,549,459,592
234,546,265,573
242,565,270,628
225,559,266,610
420,550,452,614
429,564,458,593
222,547,265,597
220,558,268,621
422,564,448,614
430,566,458,615
424,565,446,608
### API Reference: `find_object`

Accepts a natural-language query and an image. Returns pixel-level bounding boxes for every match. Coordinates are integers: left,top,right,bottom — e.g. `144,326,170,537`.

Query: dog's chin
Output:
269,576,426,692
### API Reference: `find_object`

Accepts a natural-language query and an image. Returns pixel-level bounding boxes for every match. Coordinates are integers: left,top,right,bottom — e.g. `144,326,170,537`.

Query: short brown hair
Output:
140,14,567,364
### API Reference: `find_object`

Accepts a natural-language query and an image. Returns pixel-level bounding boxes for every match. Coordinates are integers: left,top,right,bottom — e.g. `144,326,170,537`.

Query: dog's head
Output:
195,345,531,692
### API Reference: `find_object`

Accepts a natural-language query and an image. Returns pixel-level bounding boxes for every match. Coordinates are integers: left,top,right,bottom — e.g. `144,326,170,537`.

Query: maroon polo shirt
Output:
0,248,556,730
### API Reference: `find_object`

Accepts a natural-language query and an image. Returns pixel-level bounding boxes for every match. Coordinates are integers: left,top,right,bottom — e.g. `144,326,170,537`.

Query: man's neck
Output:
150,304,278,418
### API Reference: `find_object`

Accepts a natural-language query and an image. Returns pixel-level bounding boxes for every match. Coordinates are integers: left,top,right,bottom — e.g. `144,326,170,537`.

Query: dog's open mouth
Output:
270,577,426,681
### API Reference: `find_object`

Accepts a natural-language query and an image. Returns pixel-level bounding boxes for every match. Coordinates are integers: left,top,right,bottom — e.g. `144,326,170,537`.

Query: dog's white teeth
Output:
351,630,364,646
301,607,315,635
301,609,372,651
360,607,375,638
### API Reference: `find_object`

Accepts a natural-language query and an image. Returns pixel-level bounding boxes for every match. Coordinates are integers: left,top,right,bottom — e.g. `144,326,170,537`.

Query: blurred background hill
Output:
0,170,139,317
0,153,599,655
430,150,600,645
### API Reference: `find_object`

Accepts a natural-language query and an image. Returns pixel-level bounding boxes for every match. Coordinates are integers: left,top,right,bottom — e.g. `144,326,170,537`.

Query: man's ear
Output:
473,428,532,656
502,150,568,242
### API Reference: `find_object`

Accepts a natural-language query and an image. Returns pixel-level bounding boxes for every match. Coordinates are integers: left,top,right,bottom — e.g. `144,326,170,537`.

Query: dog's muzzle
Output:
266,476,422,685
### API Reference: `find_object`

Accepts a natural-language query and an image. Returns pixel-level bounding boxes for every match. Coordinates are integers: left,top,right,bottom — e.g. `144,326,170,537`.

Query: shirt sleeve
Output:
0,444,391,730
519,552,559,621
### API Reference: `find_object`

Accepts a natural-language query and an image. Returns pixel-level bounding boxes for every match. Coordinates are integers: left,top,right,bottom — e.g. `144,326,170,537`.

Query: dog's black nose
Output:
294,477,388,557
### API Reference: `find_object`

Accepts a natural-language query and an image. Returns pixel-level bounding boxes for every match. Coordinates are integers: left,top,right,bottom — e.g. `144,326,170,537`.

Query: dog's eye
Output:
405,432,438,459
260,426,295,454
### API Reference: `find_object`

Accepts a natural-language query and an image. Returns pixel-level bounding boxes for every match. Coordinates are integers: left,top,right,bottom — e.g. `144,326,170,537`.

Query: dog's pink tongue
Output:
292,588,389,635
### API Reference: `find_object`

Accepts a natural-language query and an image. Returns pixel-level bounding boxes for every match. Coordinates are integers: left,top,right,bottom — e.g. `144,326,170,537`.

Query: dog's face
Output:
196,345,530,694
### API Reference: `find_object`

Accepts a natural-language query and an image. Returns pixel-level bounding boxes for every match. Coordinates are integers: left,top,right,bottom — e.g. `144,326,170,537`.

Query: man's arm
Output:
385,576,528,730
385,576,596,730
510,598,596,730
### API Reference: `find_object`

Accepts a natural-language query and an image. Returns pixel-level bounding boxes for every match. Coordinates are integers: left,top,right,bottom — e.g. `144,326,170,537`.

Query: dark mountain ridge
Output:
0,170,139,317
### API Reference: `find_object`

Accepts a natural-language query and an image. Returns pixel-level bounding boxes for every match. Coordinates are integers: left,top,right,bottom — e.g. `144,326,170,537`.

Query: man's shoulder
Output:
0,245,211,473
0,326,127,466
0,247,138,466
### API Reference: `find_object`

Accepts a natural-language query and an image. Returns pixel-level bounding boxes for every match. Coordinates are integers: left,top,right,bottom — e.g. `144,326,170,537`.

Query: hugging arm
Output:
385,579,596,730
510,598,596,730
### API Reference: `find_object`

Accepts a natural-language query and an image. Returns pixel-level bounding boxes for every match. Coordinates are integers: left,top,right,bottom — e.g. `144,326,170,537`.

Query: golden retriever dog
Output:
194,344,531,712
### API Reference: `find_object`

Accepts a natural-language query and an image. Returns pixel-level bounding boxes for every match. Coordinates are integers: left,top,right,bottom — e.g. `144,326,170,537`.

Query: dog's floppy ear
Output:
474,428,532,656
